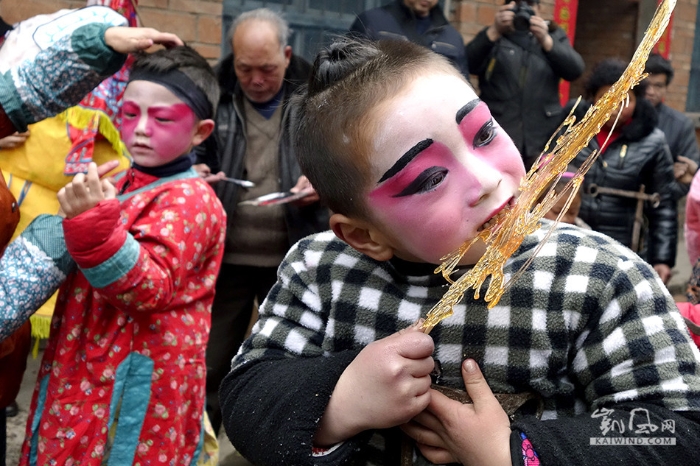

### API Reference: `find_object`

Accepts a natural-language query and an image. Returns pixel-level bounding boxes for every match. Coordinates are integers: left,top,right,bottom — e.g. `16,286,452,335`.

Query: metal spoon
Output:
223,177,255,188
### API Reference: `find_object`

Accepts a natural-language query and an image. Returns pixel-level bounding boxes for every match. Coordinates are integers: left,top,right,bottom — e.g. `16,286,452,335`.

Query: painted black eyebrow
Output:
456,99,481,124
378,138,433,183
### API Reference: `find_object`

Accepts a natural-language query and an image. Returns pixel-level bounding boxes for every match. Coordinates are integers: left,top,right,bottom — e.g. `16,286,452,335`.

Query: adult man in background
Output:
645,53,700,199
349,0,468,77
466,0,584,170
194,8,329,434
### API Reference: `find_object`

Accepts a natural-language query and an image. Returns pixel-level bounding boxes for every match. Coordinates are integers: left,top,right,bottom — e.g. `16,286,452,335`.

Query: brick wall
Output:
666,0,698,113
566,0,640,100
0,0,85,22
0,0,224,61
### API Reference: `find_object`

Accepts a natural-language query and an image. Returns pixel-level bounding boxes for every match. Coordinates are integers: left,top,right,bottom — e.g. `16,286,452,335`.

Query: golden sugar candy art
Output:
421,0,677,334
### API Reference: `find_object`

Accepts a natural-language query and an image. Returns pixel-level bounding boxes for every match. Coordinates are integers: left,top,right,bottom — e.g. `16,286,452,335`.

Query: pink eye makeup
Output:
121,102,140,119
371,140,453,199
473,120,496,148
148,104,193,123
371,98,499,200
456,99,497,149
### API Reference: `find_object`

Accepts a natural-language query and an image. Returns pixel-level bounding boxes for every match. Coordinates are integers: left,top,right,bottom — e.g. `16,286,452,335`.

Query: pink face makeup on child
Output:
121,80,199,167
366,73,525,265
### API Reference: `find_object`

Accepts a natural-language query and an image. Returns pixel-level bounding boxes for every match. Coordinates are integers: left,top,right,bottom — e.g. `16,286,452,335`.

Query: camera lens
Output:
513,13,531,31
512,2,534,32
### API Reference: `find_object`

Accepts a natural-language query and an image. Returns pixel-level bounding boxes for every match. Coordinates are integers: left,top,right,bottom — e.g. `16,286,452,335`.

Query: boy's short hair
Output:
130,45,220,118
293,38,464,219
584,58,648,100
645,52,675,85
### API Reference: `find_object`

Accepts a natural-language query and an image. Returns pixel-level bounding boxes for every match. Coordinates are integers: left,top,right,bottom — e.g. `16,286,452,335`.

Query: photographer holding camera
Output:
466,0,584,169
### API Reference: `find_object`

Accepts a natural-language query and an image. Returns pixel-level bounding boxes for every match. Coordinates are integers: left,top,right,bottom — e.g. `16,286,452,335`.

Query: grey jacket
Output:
655,102,700,199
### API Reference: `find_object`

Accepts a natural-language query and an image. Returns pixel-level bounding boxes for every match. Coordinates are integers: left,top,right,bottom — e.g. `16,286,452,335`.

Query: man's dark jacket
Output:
655,102,700,199
349,0,468,77
466,23,584,167
570,98,677,267
194,53,329,246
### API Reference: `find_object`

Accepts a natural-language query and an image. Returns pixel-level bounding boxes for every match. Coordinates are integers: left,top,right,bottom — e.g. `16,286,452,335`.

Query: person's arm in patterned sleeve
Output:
0,24,182,137
0,159,118,342
511,246,700,464
0,215,74,343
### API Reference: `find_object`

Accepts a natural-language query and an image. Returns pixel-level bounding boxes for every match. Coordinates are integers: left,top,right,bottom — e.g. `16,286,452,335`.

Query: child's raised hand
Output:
401,359,512,466
58,162,117,219
314,320,435,446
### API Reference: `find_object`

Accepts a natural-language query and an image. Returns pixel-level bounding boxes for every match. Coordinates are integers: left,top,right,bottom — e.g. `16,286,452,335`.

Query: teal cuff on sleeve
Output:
20,214,74,275
81,234,140,288
0,70,27,132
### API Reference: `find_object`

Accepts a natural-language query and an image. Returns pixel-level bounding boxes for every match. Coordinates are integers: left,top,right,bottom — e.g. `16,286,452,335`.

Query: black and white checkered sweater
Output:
221,221,700,465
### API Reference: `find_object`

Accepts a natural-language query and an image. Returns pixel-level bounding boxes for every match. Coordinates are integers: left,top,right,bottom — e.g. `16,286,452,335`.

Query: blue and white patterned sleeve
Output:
0,17,126,133
0,215,74,342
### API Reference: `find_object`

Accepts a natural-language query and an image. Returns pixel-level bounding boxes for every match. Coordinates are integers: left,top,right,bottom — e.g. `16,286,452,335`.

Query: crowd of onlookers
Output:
2,1,700,465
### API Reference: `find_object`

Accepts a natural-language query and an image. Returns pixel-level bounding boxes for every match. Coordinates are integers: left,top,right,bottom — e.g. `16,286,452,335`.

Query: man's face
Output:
543,186,581,225
596,86,636,129
121,80,200,167
364,72,526,265
232,19,291,103
403,0,438,17
644,73,668,107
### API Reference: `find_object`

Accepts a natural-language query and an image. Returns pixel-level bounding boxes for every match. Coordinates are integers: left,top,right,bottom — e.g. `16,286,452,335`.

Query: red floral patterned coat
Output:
19,167,225,465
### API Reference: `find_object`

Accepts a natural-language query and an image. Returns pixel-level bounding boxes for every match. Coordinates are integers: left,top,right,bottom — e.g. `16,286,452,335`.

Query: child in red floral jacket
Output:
5,45,225,465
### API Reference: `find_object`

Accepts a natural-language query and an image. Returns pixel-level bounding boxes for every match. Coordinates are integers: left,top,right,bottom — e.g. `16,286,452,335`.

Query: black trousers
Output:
205,263,278,434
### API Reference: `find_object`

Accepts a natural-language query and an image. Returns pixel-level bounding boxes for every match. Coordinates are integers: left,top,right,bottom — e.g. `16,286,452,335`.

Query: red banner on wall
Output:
554,0,579,104
653,0,674,58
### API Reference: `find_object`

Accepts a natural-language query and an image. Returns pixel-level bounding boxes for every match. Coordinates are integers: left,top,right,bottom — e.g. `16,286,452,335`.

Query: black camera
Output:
511,1,536,32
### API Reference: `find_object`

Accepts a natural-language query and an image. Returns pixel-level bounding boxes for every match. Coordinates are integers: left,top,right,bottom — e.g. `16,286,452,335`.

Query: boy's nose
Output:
466,157,503,207
135,116,152,137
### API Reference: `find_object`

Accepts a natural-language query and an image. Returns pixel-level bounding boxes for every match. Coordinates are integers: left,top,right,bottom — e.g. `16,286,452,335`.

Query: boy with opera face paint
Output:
1,46,226,465
219,39,700,466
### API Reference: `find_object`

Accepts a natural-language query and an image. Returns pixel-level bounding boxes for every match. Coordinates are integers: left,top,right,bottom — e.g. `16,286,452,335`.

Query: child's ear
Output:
330,213,394,262
192,119,215,146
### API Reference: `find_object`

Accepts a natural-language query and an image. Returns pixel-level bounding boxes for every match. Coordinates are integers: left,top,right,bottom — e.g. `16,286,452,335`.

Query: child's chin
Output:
458,239,488,266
